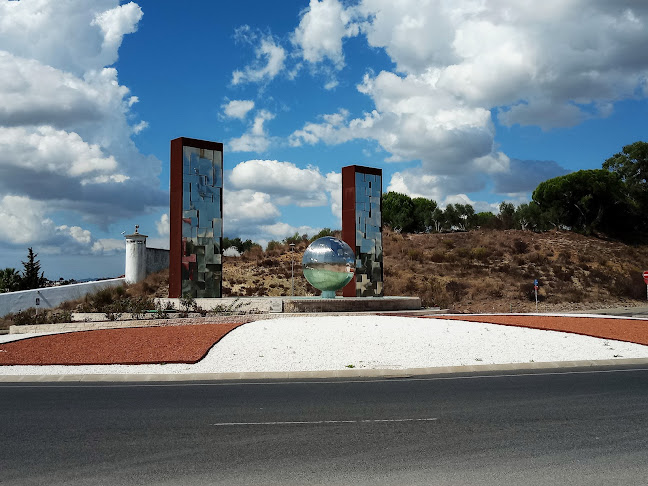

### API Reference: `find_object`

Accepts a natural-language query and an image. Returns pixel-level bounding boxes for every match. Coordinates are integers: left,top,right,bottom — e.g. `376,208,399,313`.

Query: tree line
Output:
383,141,648,241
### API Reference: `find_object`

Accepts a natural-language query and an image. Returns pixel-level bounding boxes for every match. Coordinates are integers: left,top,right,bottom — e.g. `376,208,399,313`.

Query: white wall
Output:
0,278,125,317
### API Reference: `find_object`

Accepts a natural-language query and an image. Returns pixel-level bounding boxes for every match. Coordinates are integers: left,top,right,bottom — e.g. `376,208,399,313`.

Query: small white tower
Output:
124,225,147,284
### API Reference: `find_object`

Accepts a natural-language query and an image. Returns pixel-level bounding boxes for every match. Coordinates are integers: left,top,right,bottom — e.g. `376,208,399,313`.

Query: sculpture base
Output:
155,296,422,314
320,290,336,299
283,296,421,313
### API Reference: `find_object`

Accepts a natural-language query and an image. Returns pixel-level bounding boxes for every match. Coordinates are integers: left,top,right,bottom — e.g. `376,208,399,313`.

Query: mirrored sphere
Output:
302,237,355,296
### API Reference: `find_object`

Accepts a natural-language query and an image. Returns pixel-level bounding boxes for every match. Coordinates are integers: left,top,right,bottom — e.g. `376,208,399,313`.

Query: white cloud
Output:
229,159,335,207
0,0,141,76
156,213,169,237
260,222,321,240
0,195,121,255
91,2,143,52
231,36,286,85
0,126,122,180
0,51,129,129
132,120,148,134
290,0,648,199
0,0,165,238
292,0,359,68
224,189,281,229
92,238,124,254
228,110,274,152
222,99,255,119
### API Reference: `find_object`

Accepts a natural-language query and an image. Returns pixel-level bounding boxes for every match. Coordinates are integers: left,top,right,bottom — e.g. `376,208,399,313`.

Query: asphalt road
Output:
2,367,648,486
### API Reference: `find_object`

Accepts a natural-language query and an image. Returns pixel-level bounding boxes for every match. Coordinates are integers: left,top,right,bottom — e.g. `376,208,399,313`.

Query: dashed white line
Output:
210,417,438,426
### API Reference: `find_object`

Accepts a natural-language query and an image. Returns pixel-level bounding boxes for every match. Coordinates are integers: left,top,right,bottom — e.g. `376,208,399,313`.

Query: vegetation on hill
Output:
3,141,648,328
383,141,648,241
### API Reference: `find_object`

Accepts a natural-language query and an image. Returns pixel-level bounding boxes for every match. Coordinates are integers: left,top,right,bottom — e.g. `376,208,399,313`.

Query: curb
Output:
2,357,648,383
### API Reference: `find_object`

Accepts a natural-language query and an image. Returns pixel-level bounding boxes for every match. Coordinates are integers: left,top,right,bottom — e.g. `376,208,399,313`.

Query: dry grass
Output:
137,230,648,312
381,228,648,312
4,229,647,329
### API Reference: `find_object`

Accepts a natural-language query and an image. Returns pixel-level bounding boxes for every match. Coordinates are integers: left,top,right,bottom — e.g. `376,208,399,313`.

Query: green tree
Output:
382,192,415,232
21,248,46,290
532,169,630,235
603,141,648,231
603,141,648,189
475,211,498,229
0,268,22,293
498,202,516,229
444,204,476,231
514,202,546,231
284,232,305,245
430,207,446,232
310,228,336,241
412,197,438,233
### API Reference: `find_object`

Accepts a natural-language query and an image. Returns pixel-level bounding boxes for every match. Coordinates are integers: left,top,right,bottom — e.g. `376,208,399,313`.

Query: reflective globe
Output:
302,236,355,298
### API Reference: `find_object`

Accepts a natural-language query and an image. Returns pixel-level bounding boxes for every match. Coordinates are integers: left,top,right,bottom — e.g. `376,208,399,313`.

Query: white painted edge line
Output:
210,418,438,426
2,358,648,384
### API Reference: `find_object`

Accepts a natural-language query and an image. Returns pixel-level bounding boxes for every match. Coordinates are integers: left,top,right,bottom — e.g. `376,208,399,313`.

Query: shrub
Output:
471,246,491,262
512,240,528,254
445,280,469,301
429,251,445,263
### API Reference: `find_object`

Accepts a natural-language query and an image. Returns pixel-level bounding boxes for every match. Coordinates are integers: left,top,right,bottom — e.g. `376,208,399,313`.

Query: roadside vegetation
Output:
2,141,648,327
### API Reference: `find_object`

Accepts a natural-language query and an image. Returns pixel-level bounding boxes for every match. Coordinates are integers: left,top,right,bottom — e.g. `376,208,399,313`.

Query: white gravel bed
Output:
1,315,648,375
0,331,68,343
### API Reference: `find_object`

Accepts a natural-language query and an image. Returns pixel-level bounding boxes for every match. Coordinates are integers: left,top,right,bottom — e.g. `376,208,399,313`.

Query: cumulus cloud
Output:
292,0,359,68
290,0,648,200
156,213,169,237
0,0,138,75
229,159,335,207
223,160,341,243
0,1,165,254
91,2,143,52
260,222,322,240
228,110,275,152
0,195,119,255
222,99,255,119
231,35,286,85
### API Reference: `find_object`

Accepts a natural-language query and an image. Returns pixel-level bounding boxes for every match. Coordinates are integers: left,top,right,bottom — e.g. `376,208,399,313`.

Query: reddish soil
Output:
427,315,648,346
0,323,242,366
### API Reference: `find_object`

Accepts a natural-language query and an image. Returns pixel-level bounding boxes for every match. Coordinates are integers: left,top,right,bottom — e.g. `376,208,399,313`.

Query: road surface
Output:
2,366,647,485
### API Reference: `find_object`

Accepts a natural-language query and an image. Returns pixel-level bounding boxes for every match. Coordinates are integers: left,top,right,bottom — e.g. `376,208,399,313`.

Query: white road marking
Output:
210,417,438,426
2,367,648,388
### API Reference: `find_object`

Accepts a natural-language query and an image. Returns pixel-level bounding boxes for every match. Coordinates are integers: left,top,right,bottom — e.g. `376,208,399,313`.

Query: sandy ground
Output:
1,315,648,375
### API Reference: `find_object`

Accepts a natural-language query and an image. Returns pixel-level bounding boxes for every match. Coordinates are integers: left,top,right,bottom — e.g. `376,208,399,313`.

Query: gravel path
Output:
1,315,648,375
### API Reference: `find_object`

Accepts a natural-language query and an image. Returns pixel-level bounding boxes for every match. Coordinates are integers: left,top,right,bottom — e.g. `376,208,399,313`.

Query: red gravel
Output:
425,315,648,346
0,323,242,366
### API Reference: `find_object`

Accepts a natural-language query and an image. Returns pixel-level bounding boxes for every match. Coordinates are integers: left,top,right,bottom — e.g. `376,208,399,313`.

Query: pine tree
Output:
21,247,46,290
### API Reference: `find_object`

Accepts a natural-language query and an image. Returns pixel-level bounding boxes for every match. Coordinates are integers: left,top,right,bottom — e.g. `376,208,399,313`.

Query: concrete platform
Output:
283,296,421,313
155,296,421,314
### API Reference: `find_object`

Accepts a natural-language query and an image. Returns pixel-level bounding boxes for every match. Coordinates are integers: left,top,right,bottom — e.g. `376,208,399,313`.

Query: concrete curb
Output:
2,357,648,383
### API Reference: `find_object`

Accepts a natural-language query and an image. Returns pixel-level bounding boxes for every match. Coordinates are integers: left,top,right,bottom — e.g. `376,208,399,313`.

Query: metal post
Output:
290,243,295,296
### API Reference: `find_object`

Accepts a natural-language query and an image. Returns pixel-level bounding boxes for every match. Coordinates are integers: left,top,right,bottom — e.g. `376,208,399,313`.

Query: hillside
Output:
6,229,648,329
222,229,648,313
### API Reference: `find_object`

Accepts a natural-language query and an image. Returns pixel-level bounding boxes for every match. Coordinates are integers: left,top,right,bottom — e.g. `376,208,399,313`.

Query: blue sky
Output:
1,0,647,279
